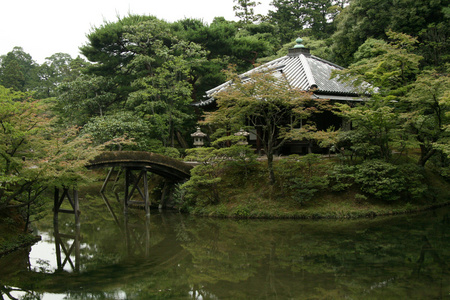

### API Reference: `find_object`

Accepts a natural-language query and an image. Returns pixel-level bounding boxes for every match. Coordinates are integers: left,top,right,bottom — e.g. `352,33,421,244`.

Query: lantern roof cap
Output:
191,127,207,137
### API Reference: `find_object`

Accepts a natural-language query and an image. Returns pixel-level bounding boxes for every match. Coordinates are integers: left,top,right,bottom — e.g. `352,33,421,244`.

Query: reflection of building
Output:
194,38,365,154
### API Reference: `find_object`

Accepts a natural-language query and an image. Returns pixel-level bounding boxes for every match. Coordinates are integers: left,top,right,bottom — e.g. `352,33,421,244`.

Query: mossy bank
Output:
178,154,450,219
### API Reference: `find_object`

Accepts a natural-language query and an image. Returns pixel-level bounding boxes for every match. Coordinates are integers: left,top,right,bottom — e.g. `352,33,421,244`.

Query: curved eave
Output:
312,93,365,102
191,97,216,107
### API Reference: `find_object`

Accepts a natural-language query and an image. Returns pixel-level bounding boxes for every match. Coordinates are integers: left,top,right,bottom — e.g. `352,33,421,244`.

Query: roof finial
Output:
293,37,305,49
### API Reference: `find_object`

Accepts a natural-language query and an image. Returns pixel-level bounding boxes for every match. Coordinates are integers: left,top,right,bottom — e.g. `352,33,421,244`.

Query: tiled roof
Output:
194,47,362,107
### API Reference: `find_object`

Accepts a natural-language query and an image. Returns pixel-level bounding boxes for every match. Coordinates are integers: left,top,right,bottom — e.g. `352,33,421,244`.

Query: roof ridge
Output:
310,55,344,70
300,54,316,89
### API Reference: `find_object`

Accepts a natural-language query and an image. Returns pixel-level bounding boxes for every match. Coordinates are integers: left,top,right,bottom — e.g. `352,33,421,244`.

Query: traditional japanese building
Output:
194,38,365,154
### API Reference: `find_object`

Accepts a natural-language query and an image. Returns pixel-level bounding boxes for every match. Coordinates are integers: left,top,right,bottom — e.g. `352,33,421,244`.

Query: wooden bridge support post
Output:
53,187,60,228
74,189,80,226
53,187,81,272
53,187,80,227
143,170,150,217
145,214,150,257
123,167,150,217
53,222,81,272
159,181,174,210
124,168,130,217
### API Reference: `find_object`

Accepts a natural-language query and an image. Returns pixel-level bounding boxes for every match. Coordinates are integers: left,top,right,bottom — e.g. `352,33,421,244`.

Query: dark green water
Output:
0,197,449,299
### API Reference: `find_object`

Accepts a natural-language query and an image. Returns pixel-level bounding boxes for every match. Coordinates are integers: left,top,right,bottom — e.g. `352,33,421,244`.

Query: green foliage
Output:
124,22,206,147
0,47,38,92
216,145,258,178
276,154,330,205
334,100,403,161
334,31,422,99
181,147,225,206
354,160,405,201
204,67,315,184
403,68,450,166
397,163,429,199
232,204,251,217
268,0,346,42
78,16,212,147
233,0,263,25
34,53,76,99
56,75,116,126
331,0,448,66
327,164,356,192
290,175,329,205
0,86,105,228
331,33,450,166
181,144,257,208
81,111,151,150
418,22,450,67
354,160,428,201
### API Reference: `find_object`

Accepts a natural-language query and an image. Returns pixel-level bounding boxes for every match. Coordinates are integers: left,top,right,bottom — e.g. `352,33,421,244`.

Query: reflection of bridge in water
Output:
36,151,195,296
0,212,189,295
53,151,193,226
48,151,193,284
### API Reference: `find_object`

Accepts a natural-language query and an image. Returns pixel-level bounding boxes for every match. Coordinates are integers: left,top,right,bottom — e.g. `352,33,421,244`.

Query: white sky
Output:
0,0,272,64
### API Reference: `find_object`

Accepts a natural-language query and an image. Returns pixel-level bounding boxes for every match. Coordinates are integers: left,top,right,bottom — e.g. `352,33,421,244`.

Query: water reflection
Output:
54,223,81,272
0,203,448,299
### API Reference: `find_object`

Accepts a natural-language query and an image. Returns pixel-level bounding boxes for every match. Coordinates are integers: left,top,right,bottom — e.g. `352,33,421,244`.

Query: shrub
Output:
354,160,405,201
397,163,428,200
275,154,330,205
327,164,356,192
290,175,329,205
232,204,251,218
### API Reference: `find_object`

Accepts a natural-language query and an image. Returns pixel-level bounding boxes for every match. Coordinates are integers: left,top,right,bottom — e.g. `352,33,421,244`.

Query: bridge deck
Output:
86,151,192,181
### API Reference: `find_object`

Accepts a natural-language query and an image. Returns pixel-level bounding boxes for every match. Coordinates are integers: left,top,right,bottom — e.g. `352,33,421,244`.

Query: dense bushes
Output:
177,147,434,214
354,160,406,201
329,160,429,201
275,154,330,205
179,145,258,210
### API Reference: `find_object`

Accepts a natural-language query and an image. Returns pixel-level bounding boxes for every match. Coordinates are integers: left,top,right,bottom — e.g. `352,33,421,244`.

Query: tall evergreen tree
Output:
332,0,449,66
233,0,262,24
269,0,347,43
35,53,74,98
0,47,38,92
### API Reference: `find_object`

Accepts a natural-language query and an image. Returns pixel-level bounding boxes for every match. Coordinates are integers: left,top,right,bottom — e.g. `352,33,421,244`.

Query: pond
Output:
0,192,449,299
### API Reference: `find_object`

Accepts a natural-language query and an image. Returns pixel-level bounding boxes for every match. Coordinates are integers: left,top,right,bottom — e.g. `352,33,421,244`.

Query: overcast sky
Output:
1,0,272,64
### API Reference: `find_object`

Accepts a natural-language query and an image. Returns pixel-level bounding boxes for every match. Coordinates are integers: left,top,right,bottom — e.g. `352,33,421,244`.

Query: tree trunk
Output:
267,152,275,185
418,145,436,167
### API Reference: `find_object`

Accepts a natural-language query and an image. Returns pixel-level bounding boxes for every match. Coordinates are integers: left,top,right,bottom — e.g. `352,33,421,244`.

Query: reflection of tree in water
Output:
176,211,450,299
0,208,448,299
181,219,271,283
0,284,43,300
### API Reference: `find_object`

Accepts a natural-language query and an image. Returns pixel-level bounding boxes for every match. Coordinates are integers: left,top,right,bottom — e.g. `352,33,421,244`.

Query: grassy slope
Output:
188,159,450,219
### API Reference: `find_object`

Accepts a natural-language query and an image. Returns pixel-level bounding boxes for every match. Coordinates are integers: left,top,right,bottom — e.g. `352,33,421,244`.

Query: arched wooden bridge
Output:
86,151,192,181
53,152,193,225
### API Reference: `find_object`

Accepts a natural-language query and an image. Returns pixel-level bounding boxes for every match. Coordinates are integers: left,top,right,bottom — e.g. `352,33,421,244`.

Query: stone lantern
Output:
234,128,249,145
191,127,207,147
